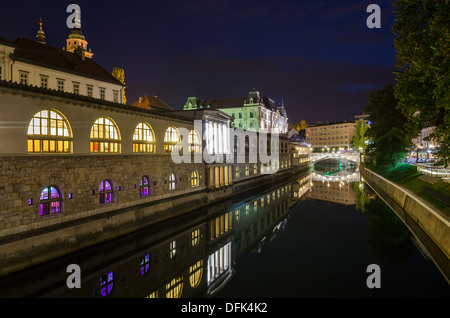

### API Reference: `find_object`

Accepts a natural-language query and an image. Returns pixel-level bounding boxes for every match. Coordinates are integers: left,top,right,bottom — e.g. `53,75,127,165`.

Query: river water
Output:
0,169,449,298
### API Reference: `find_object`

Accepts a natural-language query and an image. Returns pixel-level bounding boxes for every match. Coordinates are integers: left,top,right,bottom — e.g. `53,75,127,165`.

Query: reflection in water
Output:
313,158,358,177
1,168,448,298
0,172,311,298
353,181,417,266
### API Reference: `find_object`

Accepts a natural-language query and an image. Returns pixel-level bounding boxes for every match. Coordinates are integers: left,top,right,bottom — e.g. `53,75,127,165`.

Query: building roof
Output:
9,37,122,85
0,35,14,47
197,96,249,109
132,95,175,111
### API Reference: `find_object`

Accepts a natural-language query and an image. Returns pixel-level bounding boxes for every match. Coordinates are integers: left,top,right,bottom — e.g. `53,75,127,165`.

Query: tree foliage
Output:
393,0,450,165
352,120,369,150
363,84,410,168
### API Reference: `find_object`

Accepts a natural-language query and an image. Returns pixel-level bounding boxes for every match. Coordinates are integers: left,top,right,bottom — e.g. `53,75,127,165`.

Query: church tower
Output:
36,17,46,44
65,8,93,58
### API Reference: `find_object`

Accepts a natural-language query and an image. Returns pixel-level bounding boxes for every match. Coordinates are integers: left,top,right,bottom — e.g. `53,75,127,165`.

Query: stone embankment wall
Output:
363,168,450,282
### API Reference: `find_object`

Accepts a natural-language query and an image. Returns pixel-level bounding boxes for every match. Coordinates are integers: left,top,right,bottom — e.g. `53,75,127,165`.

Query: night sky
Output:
0,0,397,124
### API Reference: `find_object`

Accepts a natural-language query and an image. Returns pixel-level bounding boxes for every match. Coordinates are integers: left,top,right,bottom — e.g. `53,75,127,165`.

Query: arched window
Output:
27,110,72,153
169,173,178,190
99,180,114,204
133,123,155,153
189,260,203,288
140,176,151,196
140,253,150,275
100,271,114,297
90,117,121,153
164,126,180,152
189,129,201,153
190,170,199,187
166,276,183,298
40,185,63,216
191,229,200,246
245,165,249,176
235,166,240,178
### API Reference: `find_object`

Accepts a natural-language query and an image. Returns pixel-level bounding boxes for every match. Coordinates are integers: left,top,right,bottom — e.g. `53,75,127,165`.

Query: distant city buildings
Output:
183,91,289,134
305,121,356,151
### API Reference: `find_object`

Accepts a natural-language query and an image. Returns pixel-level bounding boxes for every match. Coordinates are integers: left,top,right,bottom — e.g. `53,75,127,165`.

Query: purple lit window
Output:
40,186,62,216
140,176,150,196
100,271,114,296
140,253,150,275
99,180,114,204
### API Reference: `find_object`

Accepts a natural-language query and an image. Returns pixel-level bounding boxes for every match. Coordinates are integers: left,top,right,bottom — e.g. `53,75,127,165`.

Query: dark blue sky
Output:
0,0,397,124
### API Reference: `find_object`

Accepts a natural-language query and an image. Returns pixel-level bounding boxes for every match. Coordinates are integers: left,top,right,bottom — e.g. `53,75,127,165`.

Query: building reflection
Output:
0,172,311,298
307,171,359,205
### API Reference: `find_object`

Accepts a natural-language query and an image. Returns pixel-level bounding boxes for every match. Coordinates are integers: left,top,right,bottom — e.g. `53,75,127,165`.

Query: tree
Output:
363,84,410,168
352,120,369,150
363,84,409,141
374,127,410,169
295,120,307,131
393,0,450,165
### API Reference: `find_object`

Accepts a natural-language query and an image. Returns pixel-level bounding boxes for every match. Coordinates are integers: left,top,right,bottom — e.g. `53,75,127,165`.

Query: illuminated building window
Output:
140,176,151,196
245,165,249,176
166,276,183,298
189,260,203,288
235,166,240,178
27,110,72,153
99,180,114,204
133,122,155,153
100,271,114,297
140,253,150,275
146,291,158,298
164,126,180,152
169,173,178,190
169,240,177,259
253,164,257,174
189,129,201,153
90,117,121,153
40,186,63,216
191,170,199,187
191,229,200,246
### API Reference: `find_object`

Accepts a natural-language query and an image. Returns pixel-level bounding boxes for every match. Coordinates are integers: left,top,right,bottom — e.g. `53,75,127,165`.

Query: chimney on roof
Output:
74,46,85,61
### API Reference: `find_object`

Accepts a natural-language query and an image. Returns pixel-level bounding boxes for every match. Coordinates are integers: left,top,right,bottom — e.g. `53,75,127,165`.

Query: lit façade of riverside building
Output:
0,20,311,277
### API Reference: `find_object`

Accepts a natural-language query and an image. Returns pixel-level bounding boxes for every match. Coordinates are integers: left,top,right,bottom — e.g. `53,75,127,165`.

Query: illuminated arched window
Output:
191,229,200,246
190,170,199,187
140,253,150,275
164,126,180,152
166,276,183,298
90,117,121,153
189,129,201,153
189,260,203,288
133,122,155,153
40,185,63,216
27,110,72,153
235,166,240,178
100,271,114,297
169,173,178,190
99,180,114,204
245,165,249,176
253,164,258,174
140,176,151,196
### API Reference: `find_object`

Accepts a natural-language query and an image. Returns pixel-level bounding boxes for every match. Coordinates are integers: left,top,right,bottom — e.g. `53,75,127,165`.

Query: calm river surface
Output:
0,171,449,298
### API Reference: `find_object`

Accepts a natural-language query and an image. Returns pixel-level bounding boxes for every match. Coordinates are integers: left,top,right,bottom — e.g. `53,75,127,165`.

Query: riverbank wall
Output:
362,167,450,283
0,162,308,277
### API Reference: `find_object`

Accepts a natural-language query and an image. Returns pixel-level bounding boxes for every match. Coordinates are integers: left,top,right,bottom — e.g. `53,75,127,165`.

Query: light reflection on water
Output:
0,170,448,298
